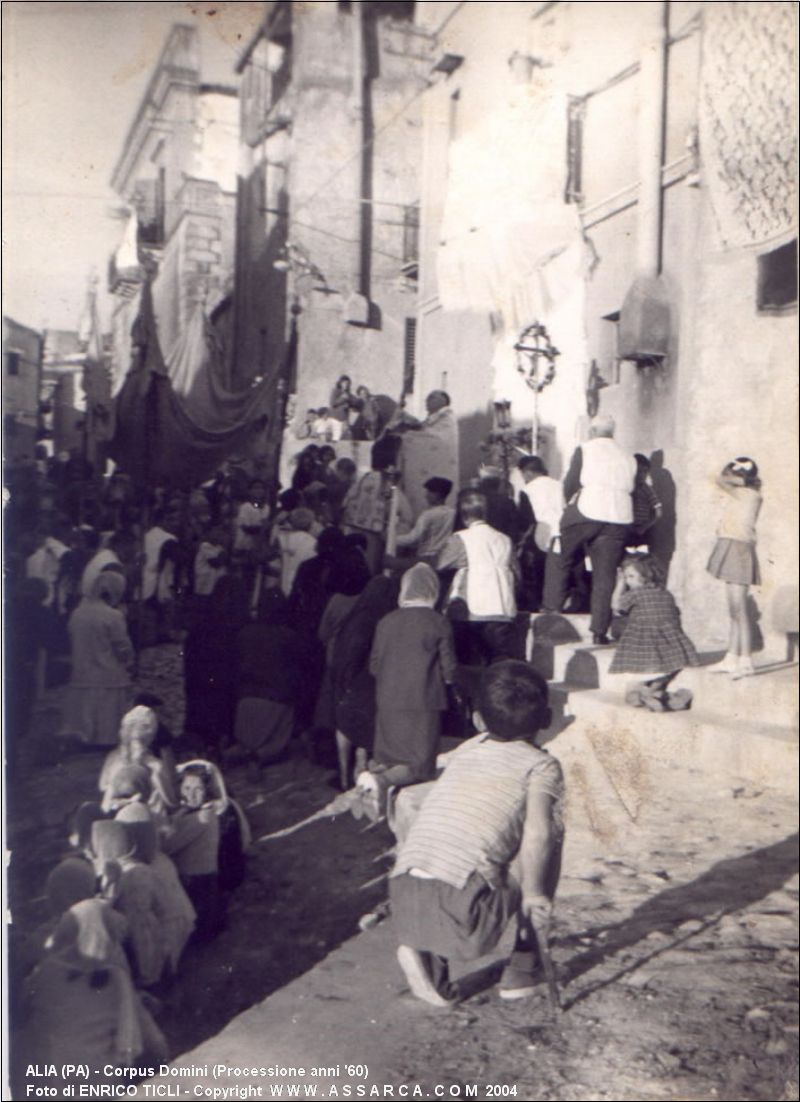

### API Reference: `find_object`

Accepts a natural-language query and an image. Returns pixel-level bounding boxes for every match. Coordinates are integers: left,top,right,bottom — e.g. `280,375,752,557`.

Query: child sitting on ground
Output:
160,765,222,940
114,803,196,977
99,705,178,816
91,819,170,988
389,661,564,1005
609,553,699,710
18,871,167,1080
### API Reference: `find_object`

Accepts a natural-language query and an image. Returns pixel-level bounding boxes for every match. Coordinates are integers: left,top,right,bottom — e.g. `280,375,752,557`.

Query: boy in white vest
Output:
558,414,636,644
437,491,520,664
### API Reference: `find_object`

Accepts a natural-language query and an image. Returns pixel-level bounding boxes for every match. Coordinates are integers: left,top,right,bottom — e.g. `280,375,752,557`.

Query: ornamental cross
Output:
514,322,560,393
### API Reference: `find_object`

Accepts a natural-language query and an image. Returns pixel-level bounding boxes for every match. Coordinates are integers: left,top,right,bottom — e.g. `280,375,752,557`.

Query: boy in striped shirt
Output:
389,661,564,1005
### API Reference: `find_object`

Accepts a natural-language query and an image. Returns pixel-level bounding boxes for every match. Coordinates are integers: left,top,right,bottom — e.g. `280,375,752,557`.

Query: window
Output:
403,318,417,396
402,204,420,268
600,310,621,384
564,96,585,204
4,351,20,377
134,174,165,247
448,90,461,144
757,239,797,314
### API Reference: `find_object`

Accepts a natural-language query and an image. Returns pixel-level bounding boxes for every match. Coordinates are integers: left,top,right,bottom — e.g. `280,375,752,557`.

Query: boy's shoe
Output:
498,962,541,1000
397,946,455,1007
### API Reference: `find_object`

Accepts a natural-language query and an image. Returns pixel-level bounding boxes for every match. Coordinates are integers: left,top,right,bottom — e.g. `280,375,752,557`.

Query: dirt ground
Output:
5,642,799,1102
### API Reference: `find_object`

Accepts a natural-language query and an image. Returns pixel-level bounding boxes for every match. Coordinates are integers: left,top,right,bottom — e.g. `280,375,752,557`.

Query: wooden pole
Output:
383,483,399,577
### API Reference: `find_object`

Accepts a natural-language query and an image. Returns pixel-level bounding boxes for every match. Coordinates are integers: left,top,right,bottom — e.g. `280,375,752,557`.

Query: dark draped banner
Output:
109,281,271,490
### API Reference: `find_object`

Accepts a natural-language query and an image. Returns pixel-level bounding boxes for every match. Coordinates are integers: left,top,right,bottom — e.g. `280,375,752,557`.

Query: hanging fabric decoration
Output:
109,280,271,489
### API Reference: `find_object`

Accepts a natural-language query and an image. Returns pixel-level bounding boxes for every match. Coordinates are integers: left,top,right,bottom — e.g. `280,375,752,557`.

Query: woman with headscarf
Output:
161,765,223,941
369,563,457,790
234,589,321,772
114,803,195,975
17,862,166,1083
183,574,250,758
331,575,400,790
59,571,133,747
91,819,169,988
98,705,178,817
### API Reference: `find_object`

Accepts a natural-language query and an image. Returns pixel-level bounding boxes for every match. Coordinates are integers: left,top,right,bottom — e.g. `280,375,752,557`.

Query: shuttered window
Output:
403,318,417,396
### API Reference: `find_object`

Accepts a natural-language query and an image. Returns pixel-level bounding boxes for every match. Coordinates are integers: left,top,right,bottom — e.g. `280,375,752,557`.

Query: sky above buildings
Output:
2,1,257,334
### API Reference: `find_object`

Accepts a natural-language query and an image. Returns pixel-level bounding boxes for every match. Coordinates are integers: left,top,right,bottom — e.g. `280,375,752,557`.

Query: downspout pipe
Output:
351,0,365,294
618,1,670,362
635,1,668,276
345,0,372,326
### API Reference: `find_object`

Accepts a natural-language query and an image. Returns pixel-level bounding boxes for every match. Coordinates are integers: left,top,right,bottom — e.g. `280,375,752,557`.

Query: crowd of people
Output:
4,403,764,1068
295,375,396,443
12,699,248,1078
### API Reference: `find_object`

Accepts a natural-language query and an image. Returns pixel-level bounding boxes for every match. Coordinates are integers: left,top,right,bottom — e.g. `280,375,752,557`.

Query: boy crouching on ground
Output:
389,660,564,1005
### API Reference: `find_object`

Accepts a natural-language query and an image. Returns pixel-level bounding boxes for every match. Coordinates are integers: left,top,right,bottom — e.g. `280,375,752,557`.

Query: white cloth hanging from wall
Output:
436,85,588,328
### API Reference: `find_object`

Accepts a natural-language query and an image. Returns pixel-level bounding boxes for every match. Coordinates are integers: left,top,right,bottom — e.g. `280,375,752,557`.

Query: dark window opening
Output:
600,310,621,384
372,1,415,18
403,318,417,396
134,173,165,247
5,351,21,377
402,204,420,267
448,90,461,144
565,96,585,204
757,239,797,314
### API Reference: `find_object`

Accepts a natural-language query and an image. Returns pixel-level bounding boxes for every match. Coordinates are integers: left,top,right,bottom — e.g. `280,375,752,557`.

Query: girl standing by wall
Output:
706,457,762,678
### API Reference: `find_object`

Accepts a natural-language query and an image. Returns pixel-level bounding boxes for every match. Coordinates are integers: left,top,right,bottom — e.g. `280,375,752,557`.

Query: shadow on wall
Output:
649,449,676,575
457,408,494,486
746,593,765,655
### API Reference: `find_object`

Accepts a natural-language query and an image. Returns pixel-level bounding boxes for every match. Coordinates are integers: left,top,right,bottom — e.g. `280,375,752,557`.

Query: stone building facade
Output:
107,24,238,395
234,0,428,472
2,317,43,463
410,0,797,652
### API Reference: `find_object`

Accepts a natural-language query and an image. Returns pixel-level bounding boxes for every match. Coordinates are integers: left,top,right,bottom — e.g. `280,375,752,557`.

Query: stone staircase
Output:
526,612,799,798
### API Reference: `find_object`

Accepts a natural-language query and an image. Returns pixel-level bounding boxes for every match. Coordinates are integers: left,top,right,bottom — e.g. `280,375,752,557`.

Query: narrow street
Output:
7,642,798,1102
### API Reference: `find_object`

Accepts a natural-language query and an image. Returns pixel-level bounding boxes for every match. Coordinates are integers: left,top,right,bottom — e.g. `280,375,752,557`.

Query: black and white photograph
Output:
2,2,798,1099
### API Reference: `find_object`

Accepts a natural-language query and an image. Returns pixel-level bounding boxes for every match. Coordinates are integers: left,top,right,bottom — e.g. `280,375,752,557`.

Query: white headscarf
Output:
398,563,440,609
119,705,158,746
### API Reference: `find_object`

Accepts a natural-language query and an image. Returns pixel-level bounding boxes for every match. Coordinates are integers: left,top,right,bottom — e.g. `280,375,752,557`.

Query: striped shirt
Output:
392,734,564,890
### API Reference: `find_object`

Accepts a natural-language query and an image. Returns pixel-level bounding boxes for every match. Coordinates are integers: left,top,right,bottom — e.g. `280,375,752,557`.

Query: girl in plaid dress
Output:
610,554,699,709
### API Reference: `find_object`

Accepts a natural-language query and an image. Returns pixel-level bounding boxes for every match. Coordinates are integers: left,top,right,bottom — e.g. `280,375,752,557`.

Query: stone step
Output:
525,612,591,665
677,661,799,731
550,680,799,796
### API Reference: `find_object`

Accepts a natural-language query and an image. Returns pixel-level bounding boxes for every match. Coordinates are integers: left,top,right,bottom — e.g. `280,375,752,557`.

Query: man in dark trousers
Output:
558,414,636,644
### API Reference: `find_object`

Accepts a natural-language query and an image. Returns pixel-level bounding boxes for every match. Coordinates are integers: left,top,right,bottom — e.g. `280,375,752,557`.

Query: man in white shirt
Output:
437,491,521,664
518,456,564,612
26,530,68,608
558,415,636,643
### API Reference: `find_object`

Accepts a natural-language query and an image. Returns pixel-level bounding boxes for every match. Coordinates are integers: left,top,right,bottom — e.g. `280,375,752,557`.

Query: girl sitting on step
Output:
610,553,699,711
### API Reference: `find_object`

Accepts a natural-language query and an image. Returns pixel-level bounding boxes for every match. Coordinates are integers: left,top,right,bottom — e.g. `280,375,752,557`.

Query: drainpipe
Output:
619,1,670,362
345,0,371,325
635,1,668,276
